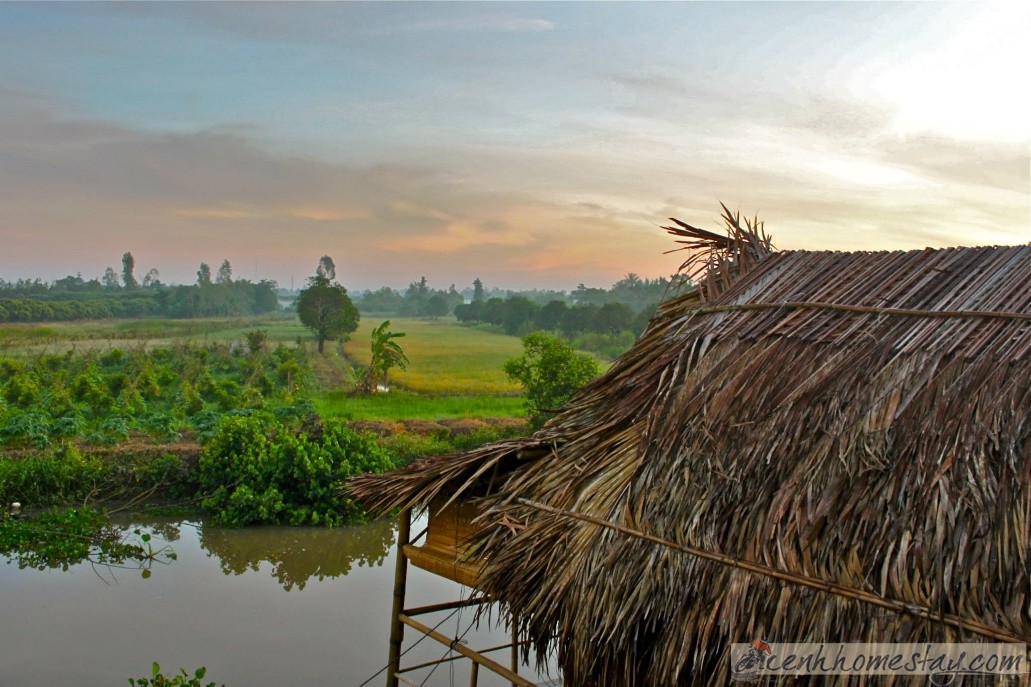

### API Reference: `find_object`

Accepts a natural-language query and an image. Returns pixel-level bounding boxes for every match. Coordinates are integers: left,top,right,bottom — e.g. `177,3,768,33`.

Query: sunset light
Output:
0,2,1027,290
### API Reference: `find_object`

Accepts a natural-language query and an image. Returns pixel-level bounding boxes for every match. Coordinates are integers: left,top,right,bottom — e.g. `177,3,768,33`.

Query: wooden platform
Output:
403,495,486,587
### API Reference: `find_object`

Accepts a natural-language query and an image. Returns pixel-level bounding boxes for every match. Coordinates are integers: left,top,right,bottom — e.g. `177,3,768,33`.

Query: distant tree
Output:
425,294,448,318
481,297,505,326
535,300,568,332
102,267,120,290
358,320,409,394
121,252,137,289
591,302,635,334
560,303,598,338
253,280,280,313
197,263,212,286
572,283,608,307
316,255,336,281
454,300,485,323
632,302,659,336
501,295,539,336
142,268,160,288
504,332,602,429
357,286,404,313
296,275,359,353
216,259,233,285
472,278,485,303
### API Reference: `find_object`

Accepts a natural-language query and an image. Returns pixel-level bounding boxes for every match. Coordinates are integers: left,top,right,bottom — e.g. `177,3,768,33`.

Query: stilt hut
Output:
350,206,1031,686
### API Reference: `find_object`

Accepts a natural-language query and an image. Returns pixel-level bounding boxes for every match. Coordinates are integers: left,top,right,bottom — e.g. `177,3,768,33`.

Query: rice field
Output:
342,316,524,395
317,391,524,421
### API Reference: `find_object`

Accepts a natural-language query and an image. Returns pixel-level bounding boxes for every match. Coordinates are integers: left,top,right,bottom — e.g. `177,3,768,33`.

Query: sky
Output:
0,2,1028,291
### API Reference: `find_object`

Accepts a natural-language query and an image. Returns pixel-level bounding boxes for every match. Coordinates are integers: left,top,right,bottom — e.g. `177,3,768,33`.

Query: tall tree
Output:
216,259,233,285
425,294,448,318
296,275,359,353
472,278,484,303
197,263,212,286
316,255,336,281
121,252,137,289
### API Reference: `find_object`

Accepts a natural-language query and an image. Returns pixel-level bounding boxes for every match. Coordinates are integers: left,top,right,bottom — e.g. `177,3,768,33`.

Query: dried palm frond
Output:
662,202,774,302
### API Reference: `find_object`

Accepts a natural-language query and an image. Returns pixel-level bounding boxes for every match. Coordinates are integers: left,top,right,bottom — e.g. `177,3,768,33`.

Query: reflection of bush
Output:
198,517,395,591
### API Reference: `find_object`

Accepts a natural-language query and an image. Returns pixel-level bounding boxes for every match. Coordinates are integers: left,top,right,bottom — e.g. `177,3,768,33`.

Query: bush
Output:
0,445,111,506
199,415,393,526
503,331,602,429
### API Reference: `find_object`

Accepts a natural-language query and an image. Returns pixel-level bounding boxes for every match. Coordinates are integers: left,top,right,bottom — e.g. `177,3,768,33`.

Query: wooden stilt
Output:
469,662,479,687
386,508,412,687
510,614,519,687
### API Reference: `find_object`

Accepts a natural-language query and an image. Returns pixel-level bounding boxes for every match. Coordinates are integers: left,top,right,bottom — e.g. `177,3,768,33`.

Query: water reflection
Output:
3,511,395,590
198,517,396,590
0,509,179,574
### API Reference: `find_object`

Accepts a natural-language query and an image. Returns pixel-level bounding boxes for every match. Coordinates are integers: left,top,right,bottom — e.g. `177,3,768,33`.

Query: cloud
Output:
0,93,669,289
0,54,1026,294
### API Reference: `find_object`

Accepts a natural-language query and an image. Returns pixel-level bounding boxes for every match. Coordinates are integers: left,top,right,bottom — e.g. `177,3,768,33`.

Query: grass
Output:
342,316,523,395
0,313,307,354
318,390,525,421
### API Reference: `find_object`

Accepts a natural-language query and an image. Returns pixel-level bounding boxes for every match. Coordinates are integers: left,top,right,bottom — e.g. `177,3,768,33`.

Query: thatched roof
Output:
349,208,1031,685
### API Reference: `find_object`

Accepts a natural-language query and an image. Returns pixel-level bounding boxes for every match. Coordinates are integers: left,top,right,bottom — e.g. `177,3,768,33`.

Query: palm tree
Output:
358,321,409,394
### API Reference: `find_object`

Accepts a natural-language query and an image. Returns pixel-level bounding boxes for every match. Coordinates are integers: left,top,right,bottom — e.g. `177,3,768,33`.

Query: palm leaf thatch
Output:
349,208,1031,686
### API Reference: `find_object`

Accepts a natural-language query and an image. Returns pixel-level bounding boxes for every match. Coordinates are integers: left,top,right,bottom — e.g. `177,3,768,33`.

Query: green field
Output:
342,316,524,395
317,316,527,421
0,314,307,354
0,313,529,423
317,390,524,421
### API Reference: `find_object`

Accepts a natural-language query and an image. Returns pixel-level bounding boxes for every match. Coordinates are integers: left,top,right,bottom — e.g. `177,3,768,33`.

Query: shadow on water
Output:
198,517,396,590
3,510,394,590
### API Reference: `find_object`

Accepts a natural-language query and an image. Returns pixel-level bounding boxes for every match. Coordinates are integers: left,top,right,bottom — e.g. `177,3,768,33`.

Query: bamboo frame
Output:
385,508,411,687
398,614,536,687
385,506,535,687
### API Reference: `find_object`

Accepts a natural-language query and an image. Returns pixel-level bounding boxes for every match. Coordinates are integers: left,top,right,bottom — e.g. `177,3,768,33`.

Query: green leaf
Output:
152,662,160,678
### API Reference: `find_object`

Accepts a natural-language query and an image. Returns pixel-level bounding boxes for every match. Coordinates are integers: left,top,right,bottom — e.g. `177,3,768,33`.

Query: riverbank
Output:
0,417,526,514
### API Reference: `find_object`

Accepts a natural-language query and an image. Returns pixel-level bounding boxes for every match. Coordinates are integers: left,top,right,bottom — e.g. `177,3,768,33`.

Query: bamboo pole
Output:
398,642,523,675
511,614,519,687
398,614,536,687
469,662,479,687
686,300,1031,322
404,596,489,617
386,508,412,687
517,498,1029,645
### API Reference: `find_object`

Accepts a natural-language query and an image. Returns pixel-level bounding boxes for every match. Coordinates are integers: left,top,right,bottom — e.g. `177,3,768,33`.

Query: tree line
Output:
356,273,679,325
0,252,279,322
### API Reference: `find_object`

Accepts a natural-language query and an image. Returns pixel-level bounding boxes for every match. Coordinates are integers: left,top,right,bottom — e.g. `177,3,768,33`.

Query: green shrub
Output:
2,373,43,407
0,445,111,506
504,331,602,429
1,409,52,448
199,415,393,526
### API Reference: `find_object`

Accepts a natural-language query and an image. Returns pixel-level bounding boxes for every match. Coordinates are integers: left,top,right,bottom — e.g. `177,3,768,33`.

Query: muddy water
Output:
0,515,555,687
